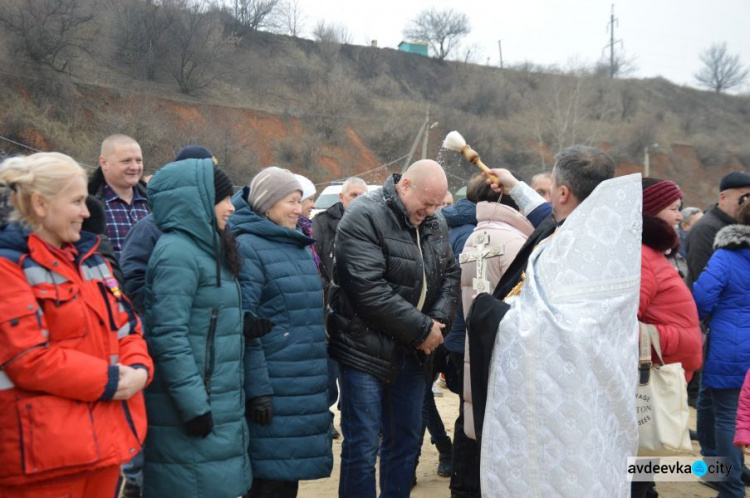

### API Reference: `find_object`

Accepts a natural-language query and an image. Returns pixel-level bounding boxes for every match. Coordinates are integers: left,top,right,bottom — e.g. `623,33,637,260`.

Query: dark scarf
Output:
642,215,680,255
298,215,321,272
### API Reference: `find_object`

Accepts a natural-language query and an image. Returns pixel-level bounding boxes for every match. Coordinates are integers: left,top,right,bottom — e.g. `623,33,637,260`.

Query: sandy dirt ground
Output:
299,388,746,497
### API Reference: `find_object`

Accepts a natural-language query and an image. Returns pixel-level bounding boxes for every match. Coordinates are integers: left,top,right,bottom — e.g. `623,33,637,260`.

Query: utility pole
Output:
609,6,615,78
403,111,430,172
644,143,658,178
498,40,504,68
604,4,621,78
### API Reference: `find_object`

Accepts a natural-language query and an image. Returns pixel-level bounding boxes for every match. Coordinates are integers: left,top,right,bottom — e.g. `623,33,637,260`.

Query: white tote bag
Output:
636,323,693,455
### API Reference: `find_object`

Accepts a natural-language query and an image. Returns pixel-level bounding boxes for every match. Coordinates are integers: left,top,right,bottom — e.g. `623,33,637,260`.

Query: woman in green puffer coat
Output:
142,158,252,498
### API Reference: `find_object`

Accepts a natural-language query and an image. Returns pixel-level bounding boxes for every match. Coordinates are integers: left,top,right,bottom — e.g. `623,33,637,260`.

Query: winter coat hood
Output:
0,222,100,258
475,202,534,236
148,158,220,256
229,187,314,248
323,201,344,221
441,199,477,228
0,222,30,255
714,224,750,251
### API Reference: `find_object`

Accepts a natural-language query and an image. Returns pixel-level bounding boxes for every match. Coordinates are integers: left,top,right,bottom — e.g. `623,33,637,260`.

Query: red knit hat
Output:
642,178,682,216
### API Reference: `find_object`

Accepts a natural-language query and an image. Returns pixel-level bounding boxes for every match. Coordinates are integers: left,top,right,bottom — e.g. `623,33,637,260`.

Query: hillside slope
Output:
0,6,748,206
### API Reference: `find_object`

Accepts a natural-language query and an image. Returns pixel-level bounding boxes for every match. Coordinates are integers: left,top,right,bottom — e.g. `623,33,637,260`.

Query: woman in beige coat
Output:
460,194,534,439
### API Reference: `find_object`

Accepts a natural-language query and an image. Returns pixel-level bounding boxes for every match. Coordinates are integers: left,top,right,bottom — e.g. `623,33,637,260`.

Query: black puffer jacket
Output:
312,201,344,305
328,174,460,384
685,204,734,289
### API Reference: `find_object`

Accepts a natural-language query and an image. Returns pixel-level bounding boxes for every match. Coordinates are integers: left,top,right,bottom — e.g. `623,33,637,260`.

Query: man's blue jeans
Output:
697,385,744,498
338,354,425,498
422,384,448,445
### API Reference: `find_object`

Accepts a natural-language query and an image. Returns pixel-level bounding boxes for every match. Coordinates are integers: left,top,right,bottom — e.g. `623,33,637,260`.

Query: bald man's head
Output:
402,160,448,188
397,160,448,226
99,134,143,192
100,134,139,157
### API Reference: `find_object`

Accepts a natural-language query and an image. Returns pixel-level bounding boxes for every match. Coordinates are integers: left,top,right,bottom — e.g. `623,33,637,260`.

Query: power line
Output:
314,153,411,186
0,134,98,170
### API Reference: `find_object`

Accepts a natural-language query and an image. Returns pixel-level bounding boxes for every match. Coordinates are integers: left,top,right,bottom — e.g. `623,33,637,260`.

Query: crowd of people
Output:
0,135,749,498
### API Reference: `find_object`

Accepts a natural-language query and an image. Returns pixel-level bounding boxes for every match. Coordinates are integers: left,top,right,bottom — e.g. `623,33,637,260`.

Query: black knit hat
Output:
214,167,234,204
175,145,215,162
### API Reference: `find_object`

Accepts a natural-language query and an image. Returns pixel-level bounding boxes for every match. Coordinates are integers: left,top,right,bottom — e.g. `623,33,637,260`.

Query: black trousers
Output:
247,478,299,498
448,351,481,498
630,480,657,498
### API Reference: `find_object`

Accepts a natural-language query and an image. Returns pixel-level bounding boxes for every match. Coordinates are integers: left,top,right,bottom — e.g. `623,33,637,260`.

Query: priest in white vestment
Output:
480,173,642,497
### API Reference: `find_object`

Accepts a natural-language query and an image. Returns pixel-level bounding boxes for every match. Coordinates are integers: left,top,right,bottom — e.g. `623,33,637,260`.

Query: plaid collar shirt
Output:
103,183,150,259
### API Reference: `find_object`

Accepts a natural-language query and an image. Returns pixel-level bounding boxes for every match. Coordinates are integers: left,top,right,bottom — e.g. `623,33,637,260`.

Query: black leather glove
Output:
243,314,275,340
184,411,214,438
247,396,273,426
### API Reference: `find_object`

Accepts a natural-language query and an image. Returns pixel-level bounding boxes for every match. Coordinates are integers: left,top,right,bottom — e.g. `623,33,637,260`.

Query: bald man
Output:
89,134,149,258
328,160,460,497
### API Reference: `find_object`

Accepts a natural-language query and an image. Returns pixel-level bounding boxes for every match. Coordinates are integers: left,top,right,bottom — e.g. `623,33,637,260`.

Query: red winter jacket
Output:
638,244,702,381
0,230,152,487
734,370,750,446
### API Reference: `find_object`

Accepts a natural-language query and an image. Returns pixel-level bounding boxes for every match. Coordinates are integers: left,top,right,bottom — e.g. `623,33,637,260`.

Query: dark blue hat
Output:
720,171,750,191
174,145,215,162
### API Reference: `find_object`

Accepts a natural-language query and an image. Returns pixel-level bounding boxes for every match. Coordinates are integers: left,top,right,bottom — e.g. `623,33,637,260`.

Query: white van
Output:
312,183,381,218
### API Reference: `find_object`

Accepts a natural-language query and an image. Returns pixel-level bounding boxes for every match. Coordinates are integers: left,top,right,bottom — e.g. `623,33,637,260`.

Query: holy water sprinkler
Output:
442,131,501,185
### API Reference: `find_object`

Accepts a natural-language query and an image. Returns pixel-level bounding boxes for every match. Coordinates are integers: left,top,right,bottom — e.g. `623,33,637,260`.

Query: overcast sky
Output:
294,0,750,91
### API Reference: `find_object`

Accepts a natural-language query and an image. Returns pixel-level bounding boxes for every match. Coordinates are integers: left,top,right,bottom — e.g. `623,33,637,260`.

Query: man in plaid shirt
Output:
89,134,150,259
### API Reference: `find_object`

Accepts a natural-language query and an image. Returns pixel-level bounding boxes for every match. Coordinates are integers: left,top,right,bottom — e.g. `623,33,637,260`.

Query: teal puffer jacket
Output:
142,160,251,498
229,187,333,481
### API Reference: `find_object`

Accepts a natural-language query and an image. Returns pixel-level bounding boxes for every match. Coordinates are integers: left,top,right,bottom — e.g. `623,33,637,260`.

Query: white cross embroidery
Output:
459,231,505,294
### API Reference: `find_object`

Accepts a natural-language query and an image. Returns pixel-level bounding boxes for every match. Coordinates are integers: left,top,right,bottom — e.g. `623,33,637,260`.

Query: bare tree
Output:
312,20,351,44
312,20,351,72
508,61,547,98
233,0,280,32
307,70,355,140
525,63,617,153
403,8,470,60
460,43,484,65
0,0,95,72
695,42,748,94
110,0,176,80
277,0,305,37
165,1,224,94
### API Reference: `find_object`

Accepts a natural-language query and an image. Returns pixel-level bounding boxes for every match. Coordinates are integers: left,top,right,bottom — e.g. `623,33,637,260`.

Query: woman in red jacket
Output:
638,178,702,378
0,152,152,498
633,178,703,498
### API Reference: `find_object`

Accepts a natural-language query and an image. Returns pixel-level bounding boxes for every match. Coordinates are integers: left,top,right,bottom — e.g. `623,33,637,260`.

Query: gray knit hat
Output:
247,166,302,215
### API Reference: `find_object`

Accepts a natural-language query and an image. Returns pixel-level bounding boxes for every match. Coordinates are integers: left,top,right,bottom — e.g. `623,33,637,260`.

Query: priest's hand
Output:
418,320,445,355
484,168,518,195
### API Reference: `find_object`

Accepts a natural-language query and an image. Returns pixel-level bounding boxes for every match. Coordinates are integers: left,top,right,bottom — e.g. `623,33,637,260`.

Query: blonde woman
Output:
0,152,151,497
